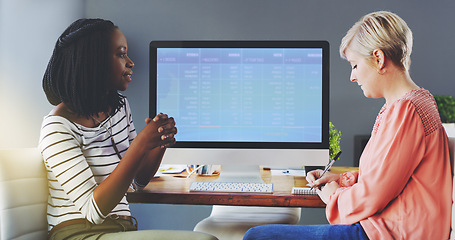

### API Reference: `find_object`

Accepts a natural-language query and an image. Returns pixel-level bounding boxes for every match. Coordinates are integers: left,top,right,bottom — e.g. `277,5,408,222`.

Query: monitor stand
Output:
215,165,264,183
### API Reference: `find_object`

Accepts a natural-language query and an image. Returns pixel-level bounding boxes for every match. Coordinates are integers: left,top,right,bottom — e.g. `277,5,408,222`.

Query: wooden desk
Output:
127,166,358,208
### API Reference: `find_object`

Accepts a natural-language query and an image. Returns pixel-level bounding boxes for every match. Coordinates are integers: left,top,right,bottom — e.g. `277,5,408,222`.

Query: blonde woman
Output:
243,11,451,240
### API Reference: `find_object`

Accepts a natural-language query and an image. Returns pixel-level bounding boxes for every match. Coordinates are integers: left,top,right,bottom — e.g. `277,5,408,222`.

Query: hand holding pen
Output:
308,151,342,190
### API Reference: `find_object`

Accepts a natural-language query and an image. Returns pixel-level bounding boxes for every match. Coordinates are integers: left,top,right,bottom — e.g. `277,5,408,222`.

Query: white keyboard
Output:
189,181,273,193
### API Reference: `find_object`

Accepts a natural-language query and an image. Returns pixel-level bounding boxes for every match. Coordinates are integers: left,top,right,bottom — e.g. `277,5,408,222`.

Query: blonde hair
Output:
340,11,413,71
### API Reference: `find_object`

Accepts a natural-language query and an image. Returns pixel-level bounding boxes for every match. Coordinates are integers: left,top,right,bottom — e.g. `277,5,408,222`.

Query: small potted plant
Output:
329,122,342,160
304,122,341,172
434,95,455,137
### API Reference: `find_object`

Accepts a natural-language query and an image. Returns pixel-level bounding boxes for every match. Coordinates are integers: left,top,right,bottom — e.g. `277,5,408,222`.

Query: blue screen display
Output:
156,47,323,143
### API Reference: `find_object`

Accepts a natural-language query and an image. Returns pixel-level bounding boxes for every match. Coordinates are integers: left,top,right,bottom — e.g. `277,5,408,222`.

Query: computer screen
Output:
150,41,329,171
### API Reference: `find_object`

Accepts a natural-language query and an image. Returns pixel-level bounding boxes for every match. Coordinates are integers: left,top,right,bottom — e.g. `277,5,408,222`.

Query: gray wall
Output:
2,0,454,231
0,0,84,148
85,0,455,167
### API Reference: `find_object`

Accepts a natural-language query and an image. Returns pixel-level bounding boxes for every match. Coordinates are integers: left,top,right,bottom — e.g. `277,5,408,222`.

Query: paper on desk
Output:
270,169,306,176
158,164,187,174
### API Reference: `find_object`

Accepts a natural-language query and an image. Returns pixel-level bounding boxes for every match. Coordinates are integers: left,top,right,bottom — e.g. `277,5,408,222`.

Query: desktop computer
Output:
150,41,330,192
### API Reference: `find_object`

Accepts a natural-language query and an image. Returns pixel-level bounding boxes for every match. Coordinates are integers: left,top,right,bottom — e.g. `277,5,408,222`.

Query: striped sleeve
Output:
122,99,143,191
124,98,137,142
39,117,106,224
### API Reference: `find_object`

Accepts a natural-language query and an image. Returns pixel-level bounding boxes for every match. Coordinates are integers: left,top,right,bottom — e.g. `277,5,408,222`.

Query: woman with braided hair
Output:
40,18,217,240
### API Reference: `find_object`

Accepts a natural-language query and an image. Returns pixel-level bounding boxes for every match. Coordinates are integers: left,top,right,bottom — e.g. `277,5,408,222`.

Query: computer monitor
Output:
150,41,329,179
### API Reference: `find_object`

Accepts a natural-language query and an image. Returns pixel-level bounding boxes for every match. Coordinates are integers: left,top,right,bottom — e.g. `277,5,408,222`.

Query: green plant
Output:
434,95,455,123
329,122,342,160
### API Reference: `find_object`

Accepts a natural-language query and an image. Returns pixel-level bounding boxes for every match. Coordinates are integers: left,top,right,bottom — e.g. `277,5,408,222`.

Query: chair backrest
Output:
0,148,48,240
449,137,455,240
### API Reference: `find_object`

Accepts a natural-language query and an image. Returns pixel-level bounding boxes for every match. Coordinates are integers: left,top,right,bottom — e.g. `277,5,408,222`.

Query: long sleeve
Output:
40,117,107,224
124,99,137,143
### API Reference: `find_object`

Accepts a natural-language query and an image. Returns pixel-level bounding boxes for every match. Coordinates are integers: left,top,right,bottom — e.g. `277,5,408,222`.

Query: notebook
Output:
291,187,317,195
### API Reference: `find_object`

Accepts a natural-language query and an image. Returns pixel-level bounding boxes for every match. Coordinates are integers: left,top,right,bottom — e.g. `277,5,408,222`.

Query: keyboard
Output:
189,181,273,193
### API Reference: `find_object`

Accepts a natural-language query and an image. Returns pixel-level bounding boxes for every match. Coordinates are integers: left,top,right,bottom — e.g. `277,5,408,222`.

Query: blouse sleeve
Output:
326,100,426,224
40,118,106,224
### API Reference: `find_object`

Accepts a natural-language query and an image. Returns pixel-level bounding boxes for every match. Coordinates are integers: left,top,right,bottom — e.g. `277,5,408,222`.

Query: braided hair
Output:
43,18,124,117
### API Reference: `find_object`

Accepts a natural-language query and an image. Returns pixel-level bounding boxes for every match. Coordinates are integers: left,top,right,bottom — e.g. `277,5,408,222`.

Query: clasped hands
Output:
140,113,177,150
306,170,340,204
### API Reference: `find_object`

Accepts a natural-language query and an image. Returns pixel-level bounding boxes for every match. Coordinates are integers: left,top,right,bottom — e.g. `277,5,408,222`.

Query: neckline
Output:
48,113,112,131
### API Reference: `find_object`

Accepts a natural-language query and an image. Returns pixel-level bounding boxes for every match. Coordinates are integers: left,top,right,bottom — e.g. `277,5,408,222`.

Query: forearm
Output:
133,116,174,186
92,115,174,216
134,147,166,187
93,142,146,216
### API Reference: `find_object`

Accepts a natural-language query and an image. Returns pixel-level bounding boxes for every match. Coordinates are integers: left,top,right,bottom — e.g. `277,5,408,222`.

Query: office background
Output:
1,0,454,230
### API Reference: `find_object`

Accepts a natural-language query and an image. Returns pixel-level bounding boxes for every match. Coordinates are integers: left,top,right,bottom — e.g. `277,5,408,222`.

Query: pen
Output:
310,151,342,190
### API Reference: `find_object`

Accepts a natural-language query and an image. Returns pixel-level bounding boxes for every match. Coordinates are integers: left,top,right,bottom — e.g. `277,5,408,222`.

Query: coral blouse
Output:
326,88,452,240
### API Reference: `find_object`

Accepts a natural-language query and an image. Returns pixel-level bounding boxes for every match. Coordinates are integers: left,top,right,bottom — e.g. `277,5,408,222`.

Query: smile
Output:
124,72,133,82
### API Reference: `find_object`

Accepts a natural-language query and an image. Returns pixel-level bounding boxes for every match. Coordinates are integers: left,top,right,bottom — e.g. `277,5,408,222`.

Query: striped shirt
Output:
39,98,137,231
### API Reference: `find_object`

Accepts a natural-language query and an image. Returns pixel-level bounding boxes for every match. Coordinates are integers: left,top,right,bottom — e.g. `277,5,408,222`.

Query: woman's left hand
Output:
316,181,340,204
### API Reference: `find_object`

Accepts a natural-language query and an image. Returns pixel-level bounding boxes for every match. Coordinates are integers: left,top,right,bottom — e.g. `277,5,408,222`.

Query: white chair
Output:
0,148,48,240
193,205,301,240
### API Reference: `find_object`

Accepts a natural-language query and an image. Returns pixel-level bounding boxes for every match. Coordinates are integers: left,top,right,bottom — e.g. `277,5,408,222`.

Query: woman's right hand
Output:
134,113,177,152
306,169,340,190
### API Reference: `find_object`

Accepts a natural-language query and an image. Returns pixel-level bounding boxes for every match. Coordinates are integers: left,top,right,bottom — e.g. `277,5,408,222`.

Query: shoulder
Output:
50,103,95,126
40,106,84,141
391,88,441,136
399,88,436,108
39,114,84,153
41,109,78,130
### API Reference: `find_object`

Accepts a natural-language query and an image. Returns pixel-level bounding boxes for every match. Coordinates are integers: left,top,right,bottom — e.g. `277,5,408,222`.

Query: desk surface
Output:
127,166,357,208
